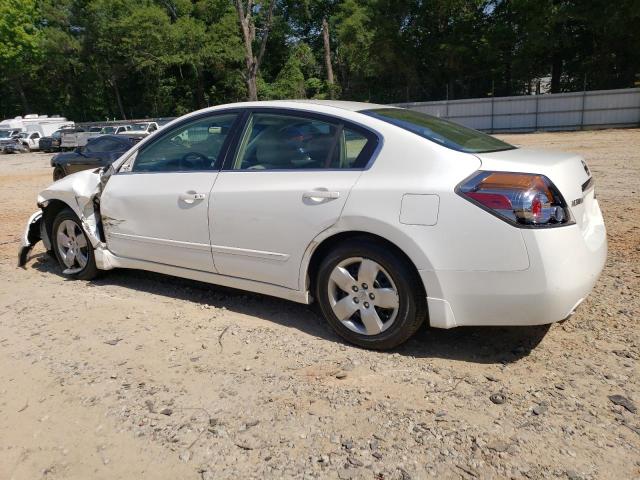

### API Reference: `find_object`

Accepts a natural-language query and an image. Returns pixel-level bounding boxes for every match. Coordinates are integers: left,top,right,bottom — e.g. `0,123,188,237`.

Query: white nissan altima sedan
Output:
19,100,607,349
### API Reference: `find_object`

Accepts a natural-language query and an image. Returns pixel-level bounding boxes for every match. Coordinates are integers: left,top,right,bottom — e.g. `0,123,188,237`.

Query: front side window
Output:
362,108,514,153
231,113,375,170
132,113,237,173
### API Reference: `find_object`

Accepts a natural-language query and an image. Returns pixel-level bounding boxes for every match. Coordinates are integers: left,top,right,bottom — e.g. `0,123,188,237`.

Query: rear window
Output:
362,108,515,154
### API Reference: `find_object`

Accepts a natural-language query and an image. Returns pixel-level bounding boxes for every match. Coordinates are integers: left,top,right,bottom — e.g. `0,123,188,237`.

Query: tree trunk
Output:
111,74,127,120
550,52,562,93
235,0,275,101
246,75,258,102
15,79,30,113
194,66,206,108
322,17,335,97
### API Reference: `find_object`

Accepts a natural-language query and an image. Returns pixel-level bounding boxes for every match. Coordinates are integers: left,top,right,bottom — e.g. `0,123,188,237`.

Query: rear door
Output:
100,112,240,271
209,109,379,289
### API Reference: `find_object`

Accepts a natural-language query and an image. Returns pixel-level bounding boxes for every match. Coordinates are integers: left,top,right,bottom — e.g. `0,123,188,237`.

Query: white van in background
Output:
0,115,74,152
0,118,24,140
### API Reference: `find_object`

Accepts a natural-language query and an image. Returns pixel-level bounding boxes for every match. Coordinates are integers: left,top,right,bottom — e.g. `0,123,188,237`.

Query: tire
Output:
23,143,30,152
53,166,66,181
315,239,427,350
51,208,99,280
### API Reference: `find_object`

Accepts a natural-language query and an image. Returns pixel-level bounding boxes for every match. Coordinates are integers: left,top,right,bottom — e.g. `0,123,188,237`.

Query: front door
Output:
101,112,239,271
209,110,378,289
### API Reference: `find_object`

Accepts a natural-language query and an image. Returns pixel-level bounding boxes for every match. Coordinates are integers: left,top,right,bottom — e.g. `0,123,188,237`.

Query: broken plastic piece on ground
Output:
18,211,43,267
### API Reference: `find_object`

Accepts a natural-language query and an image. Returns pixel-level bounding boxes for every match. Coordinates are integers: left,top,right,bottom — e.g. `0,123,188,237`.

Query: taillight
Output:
457,171,573,227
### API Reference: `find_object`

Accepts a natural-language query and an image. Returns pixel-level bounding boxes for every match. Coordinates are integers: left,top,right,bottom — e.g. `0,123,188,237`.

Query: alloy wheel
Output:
327,257,400,336
56,219,89,271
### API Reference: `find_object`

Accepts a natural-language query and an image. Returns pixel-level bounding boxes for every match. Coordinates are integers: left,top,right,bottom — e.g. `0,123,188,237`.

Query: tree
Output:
0,0,42,112
234,0,276,100
2,0,639,120
321,17,335,93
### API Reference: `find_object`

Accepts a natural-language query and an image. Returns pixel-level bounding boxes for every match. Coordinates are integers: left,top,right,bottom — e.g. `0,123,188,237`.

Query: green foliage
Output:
0,0,41,63
0,0,638,119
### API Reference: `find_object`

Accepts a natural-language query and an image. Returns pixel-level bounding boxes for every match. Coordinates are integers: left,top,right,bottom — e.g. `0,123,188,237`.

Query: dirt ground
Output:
0,129,638,480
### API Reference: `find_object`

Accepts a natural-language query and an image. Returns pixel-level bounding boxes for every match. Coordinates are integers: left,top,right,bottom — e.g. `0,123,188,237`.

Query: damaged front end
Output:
17,165,116,268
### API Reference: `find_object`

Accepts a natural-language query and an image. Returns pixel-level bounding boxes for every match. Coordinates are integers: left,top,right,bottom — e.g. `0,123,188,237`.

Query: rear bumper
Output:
422,202,607,328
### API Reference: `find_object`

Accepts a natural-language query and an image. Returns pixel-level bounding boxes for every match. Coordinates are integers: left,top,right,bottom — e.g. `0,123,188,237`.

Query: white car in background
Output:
120,122,159,138
19,101,606,350
101,125,131,135
18,131,42,151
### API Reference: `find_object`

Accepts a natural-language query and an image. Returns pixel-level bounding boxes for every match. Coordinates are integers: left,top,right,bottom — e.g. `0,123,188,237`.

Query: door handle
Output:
302,190,340,201
179,192,206,204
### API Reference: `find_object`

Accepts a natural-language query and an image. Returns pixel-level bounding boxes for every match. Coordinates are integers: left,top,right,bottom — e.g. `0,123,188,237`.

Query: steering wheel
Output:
180,152,211,170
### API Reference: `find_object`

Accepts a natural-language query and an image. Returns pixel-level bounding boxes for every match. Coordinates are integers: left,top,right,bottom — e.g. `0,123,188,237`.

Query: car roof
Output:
89,134,130,143
202,99,394,113
162,100,401,133
282,100,389,112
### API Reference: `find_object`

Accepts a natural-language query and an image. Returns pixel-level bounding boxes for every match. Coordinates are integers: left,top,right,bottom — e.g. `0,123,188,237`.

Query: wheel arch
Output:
303,229,428,303
41,199,73,250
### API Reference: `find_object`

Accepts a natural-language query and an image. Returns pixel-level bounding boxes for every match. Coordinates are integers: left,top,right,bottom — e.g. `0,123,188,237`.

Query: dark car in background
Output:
39,129,64,153
51,135,136,181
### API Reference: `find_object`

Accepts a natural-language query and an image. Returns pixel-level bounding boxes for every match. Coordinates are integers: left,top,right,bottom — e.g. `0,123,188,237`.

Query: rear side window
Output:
230,112,377,170
362,108,514,153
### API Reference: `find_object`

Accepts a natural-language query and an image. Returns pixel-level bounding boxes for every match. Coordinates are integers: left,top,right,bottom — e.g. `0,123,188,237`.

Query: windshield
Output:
130,123,148,131
101,126,116,134
362,108,514,153
52,130,61,138
0,130,12,138
19,133,28,139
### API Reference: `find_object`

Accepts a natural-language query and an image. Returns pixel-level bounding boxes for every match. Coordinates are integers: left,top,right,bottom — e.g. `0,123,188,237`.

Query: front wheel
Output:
52,208,99,280
316,239,427,350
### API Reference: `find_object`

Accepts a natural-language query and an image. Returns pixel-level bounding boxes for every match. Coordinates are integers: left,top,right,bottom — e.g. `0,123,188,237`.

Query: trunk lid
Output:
475,148,596,230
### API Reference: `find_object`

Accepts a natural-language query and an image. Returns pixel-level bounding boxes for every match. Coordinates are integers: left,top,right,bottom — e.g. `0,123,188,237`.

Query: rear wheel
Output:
52,209,98,280
316,239,426,350
52,167,65,181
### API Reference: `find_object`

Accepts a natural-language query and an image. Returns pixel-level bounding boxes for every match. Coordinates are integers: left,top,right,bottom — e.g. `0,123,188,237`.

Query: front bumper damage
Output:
18,210,48,267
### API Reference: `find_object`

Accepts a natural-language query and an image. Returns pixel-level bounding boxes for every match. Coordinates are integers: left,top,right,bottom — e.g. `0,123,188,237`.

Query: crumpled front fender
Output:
38,169,105,248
